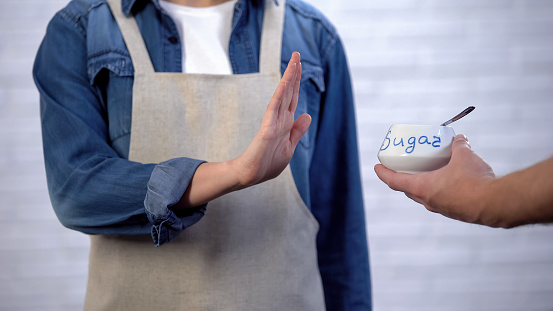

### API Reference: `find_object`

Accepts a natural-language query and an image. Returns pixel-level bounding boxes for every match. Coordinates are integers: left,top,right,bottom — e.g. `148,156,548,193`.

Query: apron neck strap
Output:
259,0,285,74
106,0,155,74
106,0,285,75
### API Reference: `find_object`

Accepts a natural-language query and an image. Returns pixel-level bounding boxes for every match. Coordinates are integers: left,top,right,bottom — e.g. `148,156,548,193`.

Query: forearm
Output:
46,155,155,234
173,160,243,210
486,156,553,228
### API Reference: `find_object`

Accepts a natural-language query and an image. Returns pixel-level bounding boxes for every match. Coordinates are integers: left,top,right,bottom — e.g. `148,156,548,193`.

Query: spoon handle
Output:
441,106,475,126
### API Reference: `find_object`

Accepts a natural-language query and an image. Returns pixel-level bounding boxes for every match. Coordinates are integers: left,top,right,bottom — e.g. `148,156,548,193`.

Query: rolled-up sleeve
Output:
145,158,206,246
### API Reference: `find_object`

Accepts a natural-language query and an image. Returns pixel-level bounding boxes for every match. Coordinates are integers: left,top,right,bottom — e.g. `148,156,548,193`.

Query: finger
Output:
374,164,397,185
452,134,471,152
265,54,299,123
281,52,300,116
449,134,495,178
405,192,427,206
405,191,437,213
374,164,418,194
289,113,311,148
289,58,302,113
264,82,286,126
449,134,477,163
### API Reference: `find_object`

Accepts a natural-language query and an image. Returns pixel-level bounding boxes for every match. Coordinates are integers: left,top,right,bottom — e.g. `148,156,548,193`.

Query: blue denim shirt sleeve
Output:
145,158,206,246
33,8,205,246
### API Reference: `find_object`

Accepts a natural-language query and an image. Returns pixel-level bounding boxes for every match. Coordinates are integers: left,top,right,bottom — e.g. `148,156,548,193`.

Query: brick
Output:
2,0,553,310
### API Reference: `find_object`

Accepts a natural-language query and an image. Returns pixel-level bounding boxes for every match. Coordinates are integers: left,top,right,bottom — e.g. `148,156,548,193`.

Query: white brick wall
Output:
310,0,553,310
1,0,552,310
0,1,90,310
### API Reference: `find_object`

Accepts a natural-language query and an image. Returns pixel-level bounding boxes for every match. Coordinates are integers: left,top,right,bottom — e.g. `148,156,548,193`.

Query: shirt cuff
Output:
144,157,206,247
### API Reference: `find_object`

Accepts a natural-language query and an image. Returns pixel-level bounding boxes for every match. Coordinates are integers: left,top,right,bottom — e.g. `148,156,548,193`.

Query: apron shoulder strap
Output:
259,0,285,75
106,0,155,74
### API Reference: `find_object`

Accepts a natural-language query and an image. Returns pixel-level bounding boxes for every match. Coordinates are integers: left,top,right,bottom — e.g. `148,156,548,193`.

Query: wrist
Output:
227,154,263,189
174,160,245,210
479,177,520,228
222,159,248,192
475,178,501,227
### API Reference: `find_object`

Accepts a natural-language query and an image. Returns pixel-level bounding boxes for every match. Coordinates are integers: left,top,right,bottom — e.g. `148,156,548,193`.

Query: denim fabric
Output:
33,0,371,309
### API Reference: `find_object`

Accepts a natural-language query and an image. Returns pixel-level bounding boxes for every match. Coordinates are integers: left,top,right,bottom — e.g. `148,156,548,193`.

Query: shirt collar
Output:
121,0,279,17
121,0,138,16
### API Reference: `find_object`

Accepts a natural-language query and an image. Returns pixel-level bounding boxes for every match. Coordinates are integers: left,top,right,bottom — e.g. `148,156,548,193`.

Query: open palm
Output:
234,52,311,187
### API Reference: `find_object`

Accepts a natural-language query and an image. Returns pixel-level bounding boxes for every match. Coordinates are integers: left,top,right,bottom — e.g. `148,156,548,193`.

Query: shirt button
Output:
168,36,179,44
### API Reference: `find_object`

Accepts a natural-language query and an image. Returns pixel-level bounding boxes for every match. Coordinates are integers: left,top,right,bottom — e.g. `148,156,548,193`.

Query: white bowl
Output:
377,124,456,174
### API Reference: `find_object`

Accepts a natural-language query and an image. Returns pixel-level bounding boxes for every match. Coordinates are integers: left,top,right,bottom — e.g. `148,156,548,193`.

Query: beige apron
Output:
84,0,326,310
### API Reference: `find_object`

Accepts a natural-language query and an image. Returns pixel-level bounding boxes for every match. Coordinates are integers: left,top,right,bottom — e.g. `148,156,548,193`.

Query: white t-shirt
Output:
159,0,238,74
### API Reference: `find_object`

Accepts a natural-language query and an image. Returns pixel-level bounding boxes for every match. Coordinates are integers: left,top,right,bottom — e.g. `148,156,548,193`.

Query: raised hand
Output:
176,52,311,209
231,52,311,187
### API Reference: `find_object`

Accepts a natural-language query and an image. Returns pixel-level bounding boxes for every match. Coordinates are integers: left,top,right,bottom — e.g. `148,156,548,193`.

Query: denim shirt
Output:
33,0,371,308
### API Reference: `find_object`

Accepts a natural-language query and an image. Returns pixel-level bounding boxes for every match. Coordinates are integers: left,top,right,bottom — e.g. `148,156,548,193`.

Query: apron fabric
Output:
84,0,326,310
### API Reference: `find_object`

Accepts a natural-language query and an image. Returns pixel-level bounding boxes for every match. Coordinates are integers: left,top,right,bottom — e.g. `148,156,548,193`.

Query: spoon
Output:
441,106,475,126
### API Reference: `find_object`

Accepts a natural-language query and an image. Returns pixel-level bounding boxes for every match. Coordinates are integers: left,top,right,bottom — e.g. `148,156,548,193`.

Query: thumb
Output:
451,134,471,154
450,134,477,165
290,114,312,147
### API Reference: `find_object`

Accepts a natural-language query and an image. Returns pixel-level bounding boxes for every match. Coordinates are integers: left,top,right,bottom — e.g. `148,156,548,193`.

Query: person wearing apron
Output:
34,0,372,309
82,0,326,309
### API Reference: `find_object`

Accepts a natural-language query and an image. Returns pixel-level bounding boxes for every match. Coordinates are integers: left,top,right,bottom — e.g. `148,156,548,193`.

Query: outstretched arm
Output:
174,52,310,210
375,134,553,228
